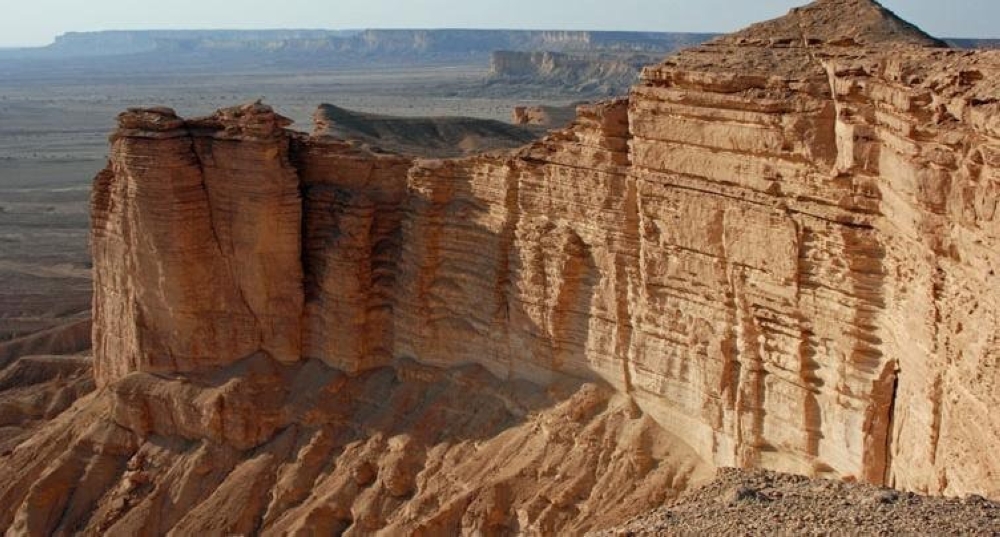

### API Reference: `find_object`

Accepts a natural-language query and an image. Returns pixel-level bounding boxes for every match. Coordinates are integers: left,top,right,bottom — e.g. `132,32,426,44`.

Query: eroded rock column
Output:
91,104,303,385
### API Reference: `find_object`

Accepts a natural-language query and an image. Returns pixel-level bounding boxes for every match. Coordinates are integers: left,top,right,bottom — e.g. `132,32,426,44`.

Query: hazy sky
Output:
1,0,997,47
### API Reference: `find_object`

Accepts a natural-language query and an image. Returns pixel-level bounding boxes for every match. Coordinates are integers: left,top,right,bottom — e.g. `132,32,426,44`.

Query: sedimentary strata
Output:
2,0,999,533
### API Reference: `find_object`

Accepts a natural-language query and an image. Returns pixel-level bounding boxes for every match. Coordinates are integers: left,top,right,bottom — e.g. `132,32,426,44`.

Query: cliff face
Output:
91,104,303,382
94,38,1000,499
627,0,999,495
632,42,1000,494
857,51,1000,496
4,0,1000,533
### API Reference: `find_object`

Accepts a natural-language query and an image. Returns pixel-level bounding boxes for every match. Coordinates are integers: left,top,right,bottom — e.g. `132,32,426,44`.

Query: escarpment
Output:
488,50,653,94
3,0,1000,534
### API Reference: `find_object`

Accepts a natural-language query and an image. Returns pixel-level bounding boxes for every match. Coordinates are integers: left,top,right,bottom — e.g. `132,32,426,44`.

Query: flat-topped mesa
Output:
91,102,303,384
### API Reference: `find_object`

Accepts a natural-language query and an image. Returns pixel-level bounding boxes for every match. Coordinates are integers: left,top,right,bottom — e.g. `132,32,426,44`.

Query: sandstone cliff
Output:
2,0,999,534
633,0,1000,495
91,103,304,382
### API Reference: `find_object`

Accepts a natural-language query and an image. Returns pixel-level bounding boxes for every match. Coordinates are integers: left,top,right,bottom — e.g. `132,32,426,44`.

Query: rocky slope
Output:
2,0,1000,534
0,319,91,371
721,0,946,47
0,354,93,455
0,352,710,535
597,468,1000,536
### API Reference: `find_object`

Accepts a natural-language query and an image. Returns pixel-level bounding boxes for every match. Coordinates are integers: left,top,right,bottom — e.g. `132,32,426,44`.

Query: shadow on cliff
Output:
294,136,607,387
289,139,609,436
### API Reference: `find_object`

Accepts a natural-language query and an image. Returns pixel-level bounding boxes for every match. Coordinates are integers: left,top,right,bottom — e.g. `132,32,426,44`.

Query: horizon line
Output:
3,26,1000,49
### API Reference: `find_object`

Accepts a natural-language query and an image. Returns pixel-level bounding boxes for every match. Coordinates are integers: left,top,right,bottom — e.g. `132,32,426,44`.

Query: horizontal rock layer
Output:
91,104,303,381
635,41,1000,496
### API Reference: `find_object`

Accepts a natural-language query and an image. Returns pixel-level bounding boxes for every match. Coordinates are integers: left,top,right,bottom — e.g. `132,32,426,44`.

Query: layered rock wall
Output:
851,51,1000,495
295,142,411,372
623,41,1000,495
91,16,1000,502
91,104,303,382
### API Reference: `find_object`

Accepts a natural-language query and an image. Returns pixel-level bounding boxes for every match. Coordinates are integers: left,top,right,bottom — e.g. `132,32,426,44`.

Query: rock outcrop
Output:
0,354,94,454
2,0,1000,533
489,50,657,94
0,318,91,371
312,104,544,158
91,103,303,382
511,103,581,128
633,0,1000,496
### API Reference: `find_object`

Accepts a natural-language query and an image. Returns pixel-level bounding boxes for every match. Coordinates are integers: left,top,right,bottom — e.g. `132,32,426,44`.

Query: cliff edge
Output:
2,0,999,534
